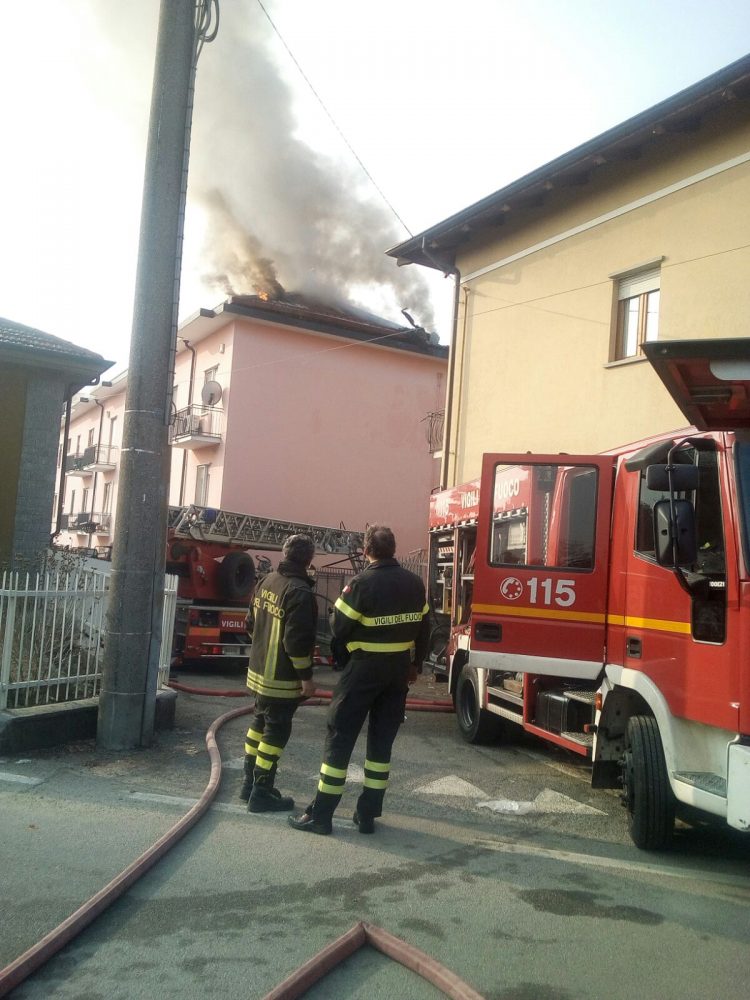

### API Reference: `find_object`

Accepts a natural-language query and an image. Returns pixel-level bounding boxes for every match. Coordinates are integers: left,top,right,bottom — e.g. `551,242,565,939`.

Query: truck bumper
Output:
727,742,750,831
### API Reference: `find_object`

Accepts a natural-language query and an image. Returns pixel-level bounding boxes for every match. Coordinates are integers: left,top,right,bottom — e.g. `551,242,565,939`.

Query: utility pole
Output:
98,0,206,749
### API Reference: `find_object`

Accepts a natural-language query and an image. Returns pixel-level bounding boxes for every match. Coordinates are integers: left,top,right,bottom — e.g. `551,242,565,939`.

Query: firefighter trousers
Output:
244,696,299,789
308,655,409,823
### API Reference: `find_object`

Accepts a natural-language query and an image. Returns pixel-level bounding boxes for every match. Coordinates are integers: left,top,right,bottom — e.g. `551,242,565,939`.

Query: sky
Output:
1,0,749,373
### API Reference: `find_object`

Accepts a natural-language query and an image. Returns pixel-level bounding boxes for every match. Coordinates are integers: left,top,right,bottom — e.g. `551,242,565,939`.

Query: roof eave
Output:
388,53,750,271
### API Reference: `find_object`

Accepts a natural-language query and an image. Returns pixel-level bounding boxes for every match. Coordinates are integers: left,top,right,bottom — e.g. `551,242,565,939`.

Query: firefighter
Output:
288,525,429,835
240,534,317,812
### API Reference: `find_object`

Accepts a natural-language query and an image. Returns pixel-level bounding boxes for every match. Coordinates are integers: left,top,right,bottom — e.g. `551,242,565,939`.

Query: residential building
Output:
56,295,448,560
0,317,110,566
389,55,750,487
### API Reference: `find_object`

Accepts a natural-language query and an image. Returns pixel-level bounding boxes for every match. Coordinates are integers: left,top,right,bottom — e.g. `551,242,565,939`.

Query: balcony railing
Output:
64,444,118,474
422,409,445,455
64,450,94,476
86,445,118,470
170,405,222,447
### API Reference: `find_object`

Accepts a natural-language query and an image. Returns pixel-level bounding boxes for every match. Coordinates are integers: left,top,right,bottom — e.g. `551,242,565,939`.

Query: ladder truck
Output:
429,338,750,849
165,504,364,665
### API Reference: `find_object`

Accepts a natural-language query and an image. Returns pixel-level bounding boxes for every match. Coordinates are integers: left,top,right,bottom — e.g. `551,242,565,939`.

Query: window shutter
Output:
618,267,660,300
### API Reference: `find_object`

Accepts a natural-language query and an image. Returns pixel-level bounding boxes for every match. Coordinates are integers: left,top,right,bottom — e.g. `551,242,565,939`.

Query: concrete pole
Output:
98,0,199,749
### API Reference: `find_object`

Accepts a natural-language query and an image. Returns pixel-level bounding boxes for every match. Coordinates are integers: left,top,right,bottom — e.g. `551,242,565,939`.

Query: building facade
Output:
0,318,110,566
390,55,750,487
56,296,447,560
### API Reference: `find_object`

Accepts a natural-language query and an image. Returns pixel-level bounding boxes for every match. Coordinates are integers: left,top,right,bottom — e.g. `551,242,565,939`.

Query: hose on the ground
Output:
0,683,453,995
0,703,250,998
167,680,455,711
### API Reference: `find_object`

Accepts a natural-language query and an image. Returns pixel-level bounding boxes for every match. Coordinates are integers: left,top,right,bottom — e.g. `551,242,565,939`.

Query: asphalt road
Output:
1,664,749,999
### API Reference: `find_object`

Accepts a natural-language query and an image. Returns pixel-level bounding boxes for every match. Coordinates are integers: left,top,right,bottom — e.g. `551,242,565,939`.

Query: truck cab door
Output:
472,454,616,679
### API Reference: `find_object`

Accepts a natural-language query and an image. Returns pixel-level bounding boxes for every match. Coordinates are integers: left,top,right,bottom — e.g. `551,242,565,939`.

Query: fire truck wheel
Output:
455,666,502,745
218,551,256,601
622,715,675,850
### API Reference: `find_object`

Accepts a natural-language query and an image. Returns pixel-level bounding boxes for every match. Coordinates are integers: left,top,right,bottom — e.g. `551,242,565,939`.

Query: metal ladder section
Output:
167,504,365,556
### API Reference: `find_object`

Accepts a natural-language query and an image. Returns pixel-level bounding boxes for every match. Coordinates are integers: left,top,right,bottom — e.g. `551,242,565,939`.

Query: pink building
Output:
56,295,447,561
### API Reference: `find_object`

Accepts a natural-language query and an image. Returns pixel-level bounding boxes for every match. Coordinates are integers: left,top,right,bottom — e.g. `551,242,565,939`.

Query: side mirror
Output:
653,499,698,568
646,464,701,492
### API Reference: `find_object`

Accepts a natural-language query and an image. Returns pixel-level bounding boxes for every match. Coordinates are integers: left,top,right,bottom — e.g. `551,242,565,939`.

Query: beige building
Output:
390,55,750,487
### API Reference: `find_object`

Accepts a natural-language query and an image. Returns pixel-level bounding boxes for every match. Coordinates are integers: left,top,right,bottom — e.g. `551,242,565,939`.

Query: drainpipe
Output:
87,398,106,547
51,384,78,544
417,238,461,490
178,337,196,505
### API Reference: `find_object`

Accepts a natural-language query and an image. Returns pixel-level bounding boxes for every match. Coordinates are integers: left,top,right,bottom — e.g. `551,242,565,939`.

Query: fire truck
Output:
166,504,363,664
427,338,750,849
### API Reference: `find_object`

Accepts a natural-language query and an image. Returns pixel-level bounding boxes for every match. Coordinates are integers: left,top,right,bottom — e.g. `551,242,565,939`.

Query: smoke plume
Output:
187,1,435,328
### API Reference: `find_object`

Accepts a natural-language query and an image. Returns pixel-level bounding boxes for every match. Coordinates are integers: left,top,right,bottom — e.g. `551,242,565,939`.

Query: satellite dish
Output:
202,380,223,406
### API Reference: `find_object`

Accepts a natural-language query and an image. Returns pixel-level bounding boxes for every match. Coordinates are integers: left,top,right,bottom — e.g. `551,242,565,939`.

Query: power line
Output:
254,0,413,238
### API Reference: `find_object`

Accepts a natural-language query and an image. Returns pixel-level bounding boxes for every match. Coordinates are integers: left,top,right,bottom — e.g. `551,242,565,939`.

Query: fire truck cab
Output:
435,339,750,849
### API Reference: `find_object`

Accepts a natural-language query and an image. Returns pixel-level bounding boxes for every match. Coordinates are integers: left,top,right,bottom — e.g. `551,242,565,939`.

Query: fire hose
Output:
0,685,457,997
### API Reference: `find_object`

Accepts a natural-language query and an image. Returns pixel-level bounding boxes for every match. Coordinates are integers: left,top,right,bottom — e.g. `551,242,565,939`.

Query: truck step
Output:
560,731,594,748
673,771,727,797
564,689,597,704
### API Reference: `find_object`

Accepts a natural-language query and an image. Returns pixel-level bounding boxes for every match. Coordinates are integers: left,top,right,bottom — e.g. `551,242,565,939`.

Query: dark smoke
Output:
188,1,435,328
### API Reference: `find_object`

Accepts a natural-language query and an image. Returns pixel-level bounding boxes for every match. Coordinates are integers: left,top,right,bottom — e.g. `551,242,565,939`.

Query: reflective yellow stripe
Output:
334,596,362,620
290,655,312,669
320,762,347,779
364,759,390,773
245,728,264,742
318,779,344,795
607,613,691,634
244,744,256,755
257,741,282,758
346,640,415,653
255,756,274,771
246,674,301,698
247,675,301,690
264,616,281,678
363,777,388,789
473,603,605,624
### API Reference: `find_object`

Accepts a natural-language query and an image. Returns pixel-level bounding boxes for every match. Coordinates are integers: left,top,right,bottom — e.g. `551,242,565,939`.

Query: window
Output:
103,481,113,514
195,464,210,506
75,434,81,456
81,488,90,514
70,489,76,512
612,267,660,361
87,428,95,447
204,366,218,384
489,463,597,570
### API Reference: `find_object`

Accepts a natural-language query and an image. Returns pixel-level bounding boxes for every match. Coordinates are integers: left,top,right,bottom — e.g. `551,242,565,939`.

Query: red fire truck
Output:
427,338,750,849
166,504,363,664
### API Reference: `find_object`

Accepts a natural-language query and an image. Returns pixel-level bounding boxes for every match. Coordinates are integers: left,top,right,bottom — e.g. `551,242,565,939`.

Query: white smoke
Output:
185,1,436,327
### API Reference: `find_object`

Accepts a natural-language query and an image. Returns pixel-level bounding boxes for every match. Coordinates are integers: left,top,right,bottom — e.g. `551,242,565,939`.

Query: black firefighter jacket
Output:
246,560,317,700
332,558,430,666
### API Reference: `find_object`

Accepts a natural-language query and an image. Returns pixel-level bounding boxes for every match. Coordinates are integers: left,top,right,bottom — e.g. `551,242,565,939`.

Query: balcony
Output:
88,513,112,535
170,405,222,448
64,444,118,475
86,445,118,471
64,449,94,477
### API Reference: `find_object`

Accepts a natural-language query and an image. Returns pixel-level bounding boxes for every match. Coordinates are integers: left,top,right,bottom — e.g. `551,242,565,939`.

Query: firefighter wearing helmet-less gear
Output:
240,534,317,813
289,525,430,835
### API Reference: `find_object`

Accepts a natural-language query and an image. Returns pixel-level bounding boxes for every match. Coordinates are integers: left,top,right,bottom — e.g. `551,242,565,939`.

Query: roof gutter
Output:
410,237,461,490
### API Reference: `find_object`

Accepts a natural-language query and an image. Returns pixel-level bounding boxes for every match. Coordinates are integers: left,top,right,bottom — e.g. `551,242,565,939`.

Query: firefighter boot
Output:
248,777,295,813
239,754,255,802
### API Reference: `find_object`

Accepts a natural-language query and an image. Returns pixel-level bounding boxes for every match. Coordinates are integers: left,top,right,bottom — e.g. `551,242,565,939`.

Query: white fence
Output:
0,568,178,710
